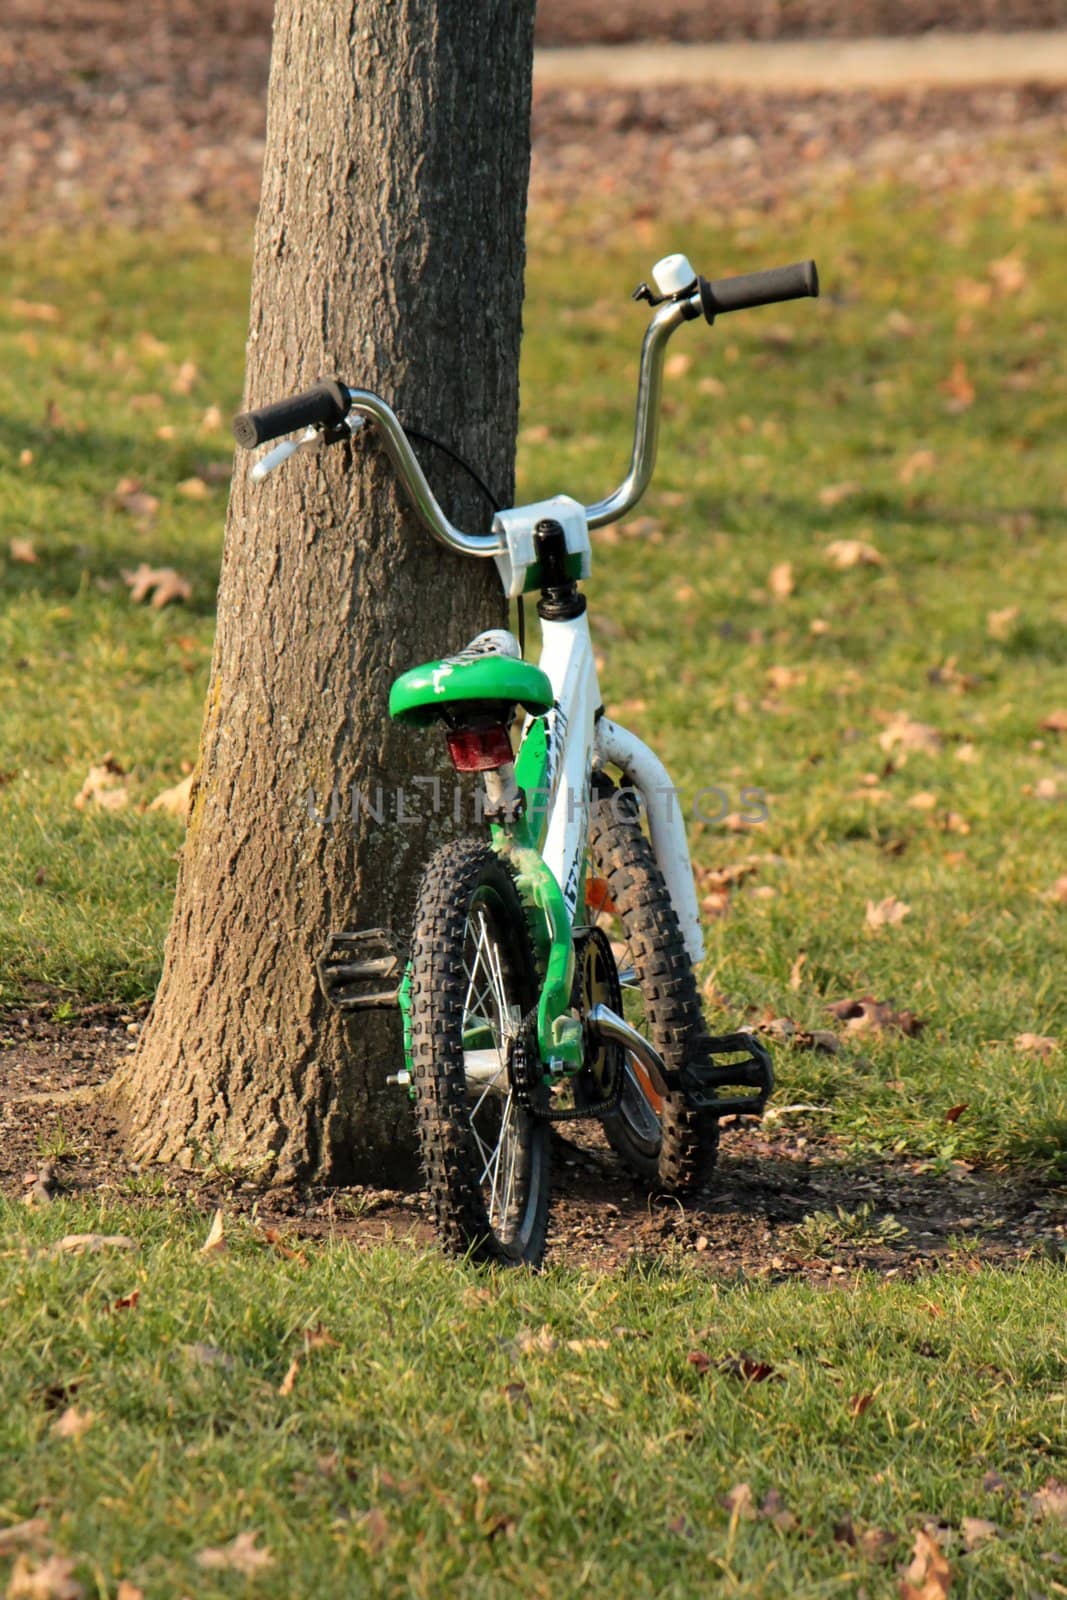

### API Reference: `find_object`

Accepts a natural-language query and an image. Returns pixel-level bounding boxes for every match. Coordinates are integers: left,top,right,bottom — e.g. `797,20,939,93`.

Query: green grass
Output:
1,1200,1065,1598
2,180,1065,1171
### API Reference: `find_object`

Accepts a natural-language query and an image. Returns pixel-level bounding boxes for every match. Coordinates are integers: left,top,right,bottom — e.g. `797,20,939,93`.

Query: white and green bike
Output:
234,251,819,1265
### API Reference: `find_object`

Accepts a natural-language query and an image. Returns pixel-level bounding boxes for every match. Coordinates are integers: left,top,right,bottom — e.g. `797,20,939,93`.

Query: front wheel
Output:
408,838,550,1266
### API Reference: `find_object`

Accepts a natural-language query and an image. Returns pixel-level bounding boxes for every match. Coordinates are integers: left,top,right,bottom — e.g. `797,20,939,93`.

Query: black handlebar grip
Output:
232,378,351,449
699,261,819,323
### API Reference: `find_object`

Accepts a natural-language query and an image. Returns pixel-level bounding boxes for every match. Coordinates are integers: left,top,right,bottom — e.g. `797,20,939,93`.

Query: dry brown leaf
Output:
899,449,936,484
177,476,210,500
0,1522,49,1558
73,754,128,813
825,538,884,570
52,1232,135,1255
848,1392,876,1419
908,791,939,811
278,1356,300,1397
196,1532,273,1576
1030,1479,1067,1524
113,479,161,521
878,715,942,756
564,1337,611,1353
200,1208,226,1253
722,1483,756,1520
900,1528,952,1599
988,253,1027,296
788,951,807,992
6,1554,84,1600
1014,1033,1058,1060
766,665,806,692
945,1104,968,1125
172,359,199,395
115,1584,143,1600
10,299,60,323
769,560,794,600
665,351,692,379
9,538,39,564
1046,876,1067,905
362,1508,390,1553
716,1354,781,1383
1039,709,1067,734
825,992,927,1043
960,1517,998,1550
758,1487,797,1533
941,360,976,412
51,1406,94,1441
200,404,223,431
986,606,1020,641
818,480,860,507
148,773,194,820
954,277,993,309
865,896,911,931
686,1350,711,1374
122,564,192,608
513,1324,556,1356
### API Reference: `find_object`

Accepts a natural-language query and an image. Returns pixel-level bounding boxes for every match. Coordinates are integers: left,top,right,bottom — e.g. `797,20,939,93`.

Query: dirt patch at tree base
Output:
3,999,1063,1278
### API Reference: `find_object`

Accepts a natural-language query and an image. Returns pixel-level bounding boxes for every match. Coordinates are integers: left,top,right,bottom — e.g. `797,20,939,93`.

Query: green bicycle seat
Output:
389,649,554,727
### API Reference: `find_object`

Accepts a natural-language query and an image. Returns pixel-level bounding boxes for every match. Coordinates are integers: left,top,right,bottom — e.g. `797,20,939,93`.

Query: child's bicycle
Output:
233,252,819,1266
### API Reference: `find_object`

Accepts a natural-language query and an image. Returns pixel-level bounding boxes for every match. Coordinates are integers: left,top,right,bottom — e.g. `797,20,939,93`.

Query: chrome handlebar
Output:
247,282,704,556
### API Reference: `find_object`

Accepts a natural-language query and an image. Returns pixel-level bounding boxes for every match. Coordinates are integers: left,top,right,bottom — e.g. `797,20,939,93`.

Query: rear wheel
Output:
587,780,719,1193
408,838,550,1265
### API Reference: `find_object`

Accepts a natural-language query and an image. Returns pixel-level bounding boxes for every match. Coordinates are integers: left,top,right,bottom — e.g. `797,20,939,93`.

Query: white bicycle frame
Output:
533,608,704,964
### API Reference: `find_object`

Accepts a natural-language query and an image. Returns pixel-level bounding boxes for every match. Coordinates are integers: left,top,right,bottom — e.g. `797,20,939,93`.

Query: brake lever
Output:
250,416,368,484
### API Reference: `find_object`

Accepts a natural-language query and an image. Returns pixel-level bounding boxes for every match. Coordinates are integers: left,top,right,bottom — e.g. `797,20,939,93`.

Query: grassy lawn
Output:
1,1201,1065,1599
1,173,1066,1595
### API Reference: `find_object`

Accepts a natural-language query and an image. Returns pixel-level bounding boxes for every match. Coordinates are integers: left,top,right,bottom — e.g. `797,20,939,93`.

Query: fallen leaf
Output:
848,1392,876,1419
941,360,976,412
945,1104,968,1124
769,560,794,600
899,449,936,484
122,564,192,608
665,351,692,379
1030,1479,1067,1524
73,754,128,813
564,1337,611,1353
0,1522,49,1558
52,1233,135,1255
825,538,884,569
686,1350,711,1374
954,277,993,308
303,1324,339,1350
172,359,199,395
1014,1033,1058,1060
6,1554,84,1600
9,538,39,564
901,1528,952,1599
722,1483,756,1520
113,479,160,522
10,299,61,323
981,1470,1008,1494
1046,876,1067,905
484,1513,515,1542
666,1513,692,1537
278,1357,300,1396
51,1406,94,1441
865,896,911,931
148,773,194,820
834,1517,896,1561
261,1227,308,1266
759,1487,797,1532
177,476,210,500
512,1324,556,1356
766,665,805,692
788,951,807,991
818,480,860,507
200,404,223,431
1039,709,1067,734
908,791,939,811
960,1517,998,1550
501,1381,531,1411
110,1289,140,1312
988,253,1027,296
716,1355,781,1383
986,606,1020,641
200,1208,226,1253
826,997,924,1037
879,715,942,756
196,1532,273,1576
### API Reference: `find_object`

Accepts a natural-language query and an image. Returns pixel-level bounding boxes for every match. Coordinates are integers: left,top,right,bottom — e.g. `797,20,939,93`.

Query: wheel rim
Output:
460,888,543,1250
586,879,665,1157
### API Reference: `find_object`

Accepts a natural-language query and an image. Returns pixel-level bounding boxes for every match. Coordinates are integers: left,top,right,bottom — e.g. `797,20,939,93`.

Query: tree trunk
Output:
111,0,536,1184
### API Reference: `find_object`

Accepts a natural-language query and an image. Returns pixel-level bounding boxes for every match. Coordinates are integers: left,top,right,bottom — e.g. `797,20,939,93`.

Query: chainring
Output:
573,925,625,1104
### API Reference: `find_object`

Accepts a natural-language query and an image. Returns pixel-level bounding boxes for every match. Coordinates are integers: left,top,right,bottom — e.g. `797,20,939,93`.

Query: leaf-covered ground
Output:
1,1202,1066,1599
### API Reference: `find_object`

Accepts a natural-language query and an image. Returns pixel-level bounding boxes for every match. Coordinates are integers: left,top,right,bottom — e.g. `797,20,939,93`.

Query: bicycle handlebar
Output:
232,256,818,555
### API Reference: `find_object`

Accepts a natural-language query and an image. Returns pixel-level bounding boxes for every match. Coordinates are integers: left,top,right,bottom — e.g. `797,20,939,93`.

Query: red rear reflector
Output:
445,723,513,773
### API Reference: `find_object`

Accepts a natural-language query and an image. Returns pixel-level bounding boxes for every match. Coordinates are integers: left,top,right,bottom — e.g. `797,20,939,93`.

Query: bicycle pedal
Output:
679,1031,774,1118
317,928,406,1011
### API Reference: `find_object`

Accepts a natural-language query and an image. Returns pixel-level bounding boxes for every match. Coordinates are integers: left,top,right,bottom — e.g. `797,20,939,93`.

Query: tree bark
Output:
112,0,536,1183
